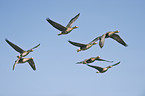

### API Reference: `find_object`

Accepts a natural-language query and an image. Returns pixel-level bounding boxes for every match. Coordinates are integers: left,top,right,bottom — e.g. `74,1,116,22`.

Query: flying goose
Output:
68,40,97,52
76,56,113,64
5,39,40,57
46,13,80,36
91,30,128,48
87,61,120,73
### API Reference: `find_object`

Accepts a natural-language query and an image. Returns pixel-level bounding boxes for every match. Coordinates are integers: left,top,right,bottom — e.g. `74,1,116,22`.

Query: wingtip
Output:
5,38,8,41
68,40,71,42
12,67,15,71
117,61,121,64
57,33,61,36
100,45,103,48
76,62,81,64
46,17,50,21
125,44,128,47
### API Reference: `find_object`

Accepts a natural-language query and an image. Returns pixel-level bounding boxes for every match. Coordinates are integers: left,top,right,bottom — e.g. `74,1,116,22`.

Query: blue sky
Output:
0,0,145,96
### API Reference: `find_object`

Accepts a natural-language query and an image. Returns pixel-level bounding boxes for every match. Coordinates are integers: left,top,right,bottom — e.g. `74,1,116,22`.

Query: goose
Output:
76,56,113,64
91,30,128,48
87,61,120,73
13,56,36,71
68,40,97,52
46,13,80,36
5,39,40,57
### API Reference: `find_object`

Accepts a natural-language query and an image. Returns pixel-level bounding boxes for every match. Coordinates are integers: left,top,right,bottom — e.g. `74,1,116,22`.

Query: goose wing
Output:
46,18,67,31
97,58,113,63
89,36,101,44
110,34,128,47
66,13,80,28
27,58,36,71
68,40,86,47
5,39,24,54
76,61,83,64
87,64,103,72
13,58,20,70
76,59,88,64
111,61,120,67
31,44,40,49
99,34,106,48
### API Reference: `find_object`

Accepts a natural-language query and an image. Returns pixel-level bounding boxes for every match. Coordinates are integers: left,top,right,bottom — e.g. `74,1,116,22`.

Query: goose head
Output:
95,56,101,59
92,42,97,45
72,26,79,29
77,49,81,52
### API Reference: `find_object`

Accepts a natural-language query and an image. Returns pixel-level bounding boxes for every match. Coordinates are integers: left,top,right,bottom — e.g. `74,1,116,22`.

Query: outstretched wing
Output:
13,58,20,70
97,58,113,63
87,64,103,72
76,59,88,64
110,34,128,47
99,34,106,48
31,44,40,49
66,13,80,28
111,61,120,67
76,61,83,64
89,36,101,44
107,61,120,68
46,18,67,31
27,58,36,71
68,40,86,47
5,39,24,54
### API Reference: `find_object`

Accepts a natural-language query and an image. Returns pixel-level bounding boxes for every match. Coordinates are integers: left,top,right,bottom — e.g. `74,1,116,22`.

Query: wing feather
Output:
89,36,101,44
97,58,113,63
111,61,120,67
110,34,128,47
31,44,40,49
27,58,36,71
5,39,24,54
46,18,67,31
66,13,80,28
99,34,106,48
68,40,86,47
87,64,103,72
13,58,20,70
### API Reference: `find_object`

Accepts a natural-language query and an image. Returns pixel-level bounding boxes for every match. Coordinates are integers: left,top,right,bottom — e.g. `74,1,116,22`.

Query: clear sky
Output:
0,0,145,96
